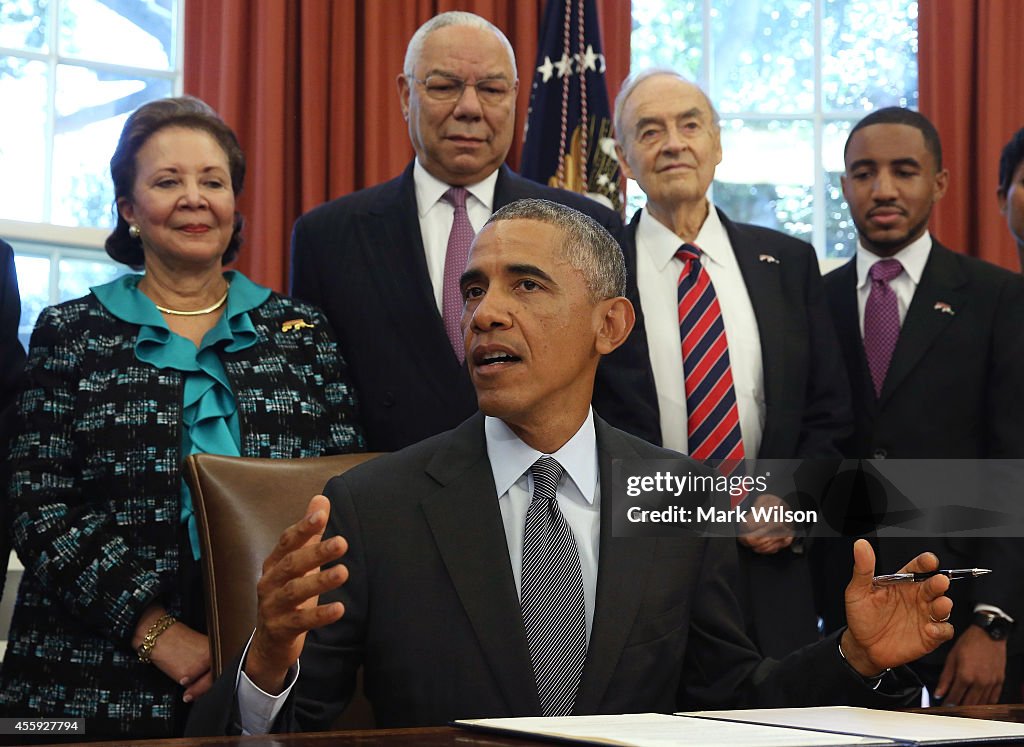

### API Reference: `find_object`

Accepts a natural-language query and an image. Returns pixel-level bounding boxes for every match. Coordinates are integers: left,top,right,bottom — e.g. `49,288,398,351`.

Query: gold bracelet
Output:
137,613,177,664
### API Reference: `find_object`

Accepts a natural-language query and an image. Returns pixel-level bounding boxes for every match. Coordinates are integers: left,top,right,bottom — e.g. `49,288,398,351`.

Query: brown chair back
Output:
183,452,381,677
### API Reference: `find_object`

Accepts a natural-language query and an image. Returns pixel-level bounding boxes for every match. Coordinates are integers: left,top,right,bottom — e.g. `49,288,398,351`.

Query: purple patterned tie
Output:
442,187,474,363
864,259,904,397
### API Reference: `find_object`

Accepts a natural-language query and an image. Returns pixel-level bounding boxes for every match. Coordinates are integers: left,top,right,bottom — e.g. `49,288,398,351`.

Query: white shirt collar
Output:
484,408,598,505
413,158,498,217
855,231,933,290
637,201,732,272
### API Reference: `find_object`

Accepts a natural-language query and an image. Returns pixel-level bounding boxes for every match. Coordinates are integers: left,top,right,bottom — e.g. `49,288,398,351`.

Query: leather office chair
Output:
183,451,381,727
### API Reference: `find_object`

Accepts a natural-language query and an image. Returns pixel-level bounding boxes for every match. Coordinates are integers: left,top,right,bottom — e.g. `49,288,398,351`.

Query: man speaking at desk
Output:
188,200,952,734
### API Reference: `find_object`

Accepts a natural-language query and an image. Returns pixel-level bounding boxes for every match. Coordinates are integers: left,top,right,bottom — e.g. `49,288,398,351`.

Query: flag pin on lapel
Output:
759,254,780,264
933,302,955,316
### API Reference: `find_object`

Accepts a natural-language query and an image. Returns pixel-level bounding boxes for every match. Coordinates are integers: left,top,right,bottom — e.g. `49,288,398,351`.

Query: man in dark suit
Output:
290,11,654,451
1,238,26,605
188,200,952,735
998,127,1024,269
823,107,1024,705
610,69,852,657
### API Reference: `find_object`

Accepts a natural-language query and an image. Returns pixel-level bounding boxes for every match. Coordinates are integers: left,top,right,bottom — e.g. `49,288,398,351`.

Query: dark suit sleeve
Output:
679,534,920,709
971,273,1024,618
290,216,322,305
0,240,25,420
792,247,853,457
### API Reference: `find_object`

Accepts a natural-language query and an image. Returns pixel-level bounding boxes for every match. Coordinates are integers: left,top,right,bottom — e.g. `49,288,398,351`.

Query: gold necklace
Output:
154,290,229,316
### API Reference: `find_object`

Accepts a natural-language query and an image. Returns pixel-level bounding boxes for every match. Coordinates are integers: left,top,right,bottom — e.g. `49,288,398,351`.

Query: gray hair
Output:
404,11,516,77
485,199,626,301
613,67,720,142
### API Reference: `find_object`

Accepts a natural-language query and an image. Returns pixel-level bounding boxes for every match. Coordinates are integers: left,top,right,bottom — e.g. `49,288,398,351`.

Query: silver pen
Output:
872,568,992,586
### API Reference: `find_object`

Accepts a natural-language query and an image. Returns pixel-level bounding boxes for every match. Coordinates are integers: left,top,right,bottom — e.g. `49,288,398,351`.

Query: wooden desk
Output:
28,705,1024,747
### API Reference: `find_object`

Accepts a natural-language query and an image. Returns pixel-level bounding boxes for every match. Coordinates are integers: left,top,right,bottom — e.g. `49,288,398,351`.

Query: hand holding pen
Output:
872,568,992,586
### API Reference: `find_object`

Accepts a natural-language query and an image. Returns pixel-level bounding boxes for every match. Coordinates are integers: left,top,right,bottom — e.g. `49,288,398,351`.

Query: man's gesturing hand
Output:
244,494,349,695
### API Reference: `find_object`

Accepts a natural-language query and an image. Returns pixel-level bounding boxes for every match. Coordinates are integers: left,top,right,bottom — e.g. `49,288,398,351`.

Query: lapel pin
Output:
282,318,314,332
933,302,955,316
758,254,780,264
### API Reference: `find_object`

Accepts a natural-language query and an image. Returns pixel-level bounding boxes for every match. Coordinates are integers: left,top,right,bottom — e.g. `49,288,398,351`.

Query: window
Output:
0,0,183,348
628,0,918,258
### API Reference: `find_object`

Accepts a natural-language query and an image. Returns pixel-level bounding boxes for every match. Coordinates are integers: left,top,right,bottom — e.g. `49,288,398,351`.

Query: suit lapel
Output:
880,244,966,404
574,418,656,713
722,212,786,454
367,163,472,401
418,414,540,715
830,260,877,414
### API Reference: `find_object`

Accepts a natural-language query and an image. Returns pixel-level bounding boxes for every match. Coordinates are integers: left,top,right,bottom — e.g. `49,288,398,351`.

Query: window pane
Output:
13,254,50,350
824,119,858,258
630,0,702,77
58,256,129,302
51,65,173,228
823,0,918,111
0,57,48,223
0,0,49,52
60,0,177,70
714,118,814,242
710,0,815,114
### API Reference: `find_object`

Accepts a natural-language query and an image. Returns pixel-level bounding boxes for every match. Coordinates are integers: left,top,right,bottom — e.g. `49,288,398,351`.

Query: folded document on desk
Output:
456,712,892,746
685,706,1024,745
456,707,1024,746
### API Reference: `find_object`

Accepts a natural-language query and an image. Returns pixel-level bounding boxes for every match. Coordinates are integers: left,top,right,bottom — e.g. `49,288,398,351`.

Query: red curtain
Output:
185,0,632,292
919,0,1024,271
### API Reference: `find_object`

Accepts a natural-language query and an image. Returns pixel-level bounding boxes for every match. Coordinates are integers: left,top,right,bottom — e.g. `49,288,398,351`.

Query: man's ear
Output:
998,187,1008,216
397,74,411,121
595,296,635,355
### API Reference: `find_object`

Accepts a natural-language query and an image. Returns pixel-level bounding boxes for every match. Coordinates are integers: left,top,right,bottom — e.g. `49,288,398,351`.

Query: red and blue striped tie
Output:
677,243,745,488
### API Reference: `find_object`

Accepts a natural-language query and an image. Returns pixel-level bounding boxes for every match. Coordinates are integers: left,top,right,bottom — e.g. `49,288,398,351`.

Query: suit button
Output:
382,392,395,407
872,448,887,459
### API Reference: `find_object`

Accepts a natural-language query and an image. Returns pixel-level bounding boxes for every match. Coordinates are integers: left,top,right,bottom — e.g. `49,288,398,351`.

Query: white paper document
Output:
685,706,1024,745
456,712,894,746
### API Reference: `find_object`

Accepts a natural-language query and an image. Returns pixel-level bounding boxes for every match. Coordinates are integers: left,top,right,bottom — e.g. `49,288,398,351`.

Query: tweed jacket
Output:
0,288,363,739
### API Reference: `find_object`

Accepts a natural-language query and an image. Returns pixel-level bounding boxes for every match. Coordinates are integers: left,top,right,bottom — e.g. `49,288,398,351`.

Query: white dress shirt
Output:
236,410,602,734
413,159,498,312
634,204,765,457
854,231,933,336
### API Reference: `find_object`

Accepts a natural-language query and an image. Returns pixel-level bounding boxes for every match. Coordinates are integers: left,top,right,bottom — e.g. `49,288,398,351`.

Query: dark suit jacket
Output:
610,209,852,656
188,413,919,735
823,242,1024,660
290,162,658,451
0,239,25,606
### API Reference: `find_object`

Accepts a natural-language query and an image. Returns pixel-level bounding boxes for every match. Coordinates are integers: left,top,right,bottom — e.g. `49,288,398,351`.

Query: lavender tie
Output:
442,187,474,363
864,259,904,397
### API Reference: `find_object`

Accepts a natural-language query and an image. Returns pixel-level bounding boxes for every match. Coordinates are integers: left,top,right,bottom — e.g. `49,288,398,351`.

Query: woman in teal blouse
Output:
0,97,364,738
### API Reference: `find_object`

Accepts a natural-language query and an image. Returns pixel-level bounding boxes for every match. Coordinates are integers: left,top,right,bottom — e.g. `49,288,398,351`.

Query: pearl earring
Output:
129,224,141,240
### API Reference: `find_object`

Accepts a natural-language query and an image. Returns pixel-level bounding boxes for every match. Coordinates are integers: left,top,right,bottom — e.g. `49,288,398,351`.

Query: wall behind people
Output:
183,0,631,293
920,0,1024,271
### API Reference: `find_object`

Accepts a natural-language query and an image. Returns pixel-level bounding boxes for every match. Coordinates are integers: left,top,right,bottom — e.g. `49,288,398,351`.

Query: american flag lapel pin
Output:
933,301,955,316
759,254,780,264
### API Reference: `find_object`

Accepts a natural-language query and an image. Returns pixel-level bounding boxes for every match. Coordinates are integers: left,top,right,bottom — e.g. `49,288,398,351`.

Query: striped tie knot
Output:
529,456,565,510
675,243,702,276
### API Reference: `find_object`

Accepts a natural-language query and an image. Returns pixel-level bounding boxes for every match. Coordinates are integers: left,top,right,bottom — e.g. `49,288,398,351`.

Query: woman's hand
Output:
149,622,213,702
133,605,213,702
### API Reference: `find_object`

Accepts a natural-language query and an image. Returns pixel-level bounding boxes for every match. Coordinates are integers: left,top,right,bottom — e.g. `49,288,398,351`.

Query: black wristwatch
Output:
972,611,1013,641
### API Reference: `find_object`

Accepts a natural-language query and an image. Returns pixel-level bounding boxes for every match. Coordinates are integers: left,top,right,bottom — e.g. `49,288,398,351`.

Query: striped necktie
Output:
520,456,586,716
677,243,745,470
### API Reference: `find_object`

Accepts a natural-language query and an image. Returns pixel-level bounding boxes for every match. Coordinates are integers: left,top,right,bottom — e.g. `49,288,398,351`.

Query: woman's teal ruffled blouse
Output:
92,271,271,560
